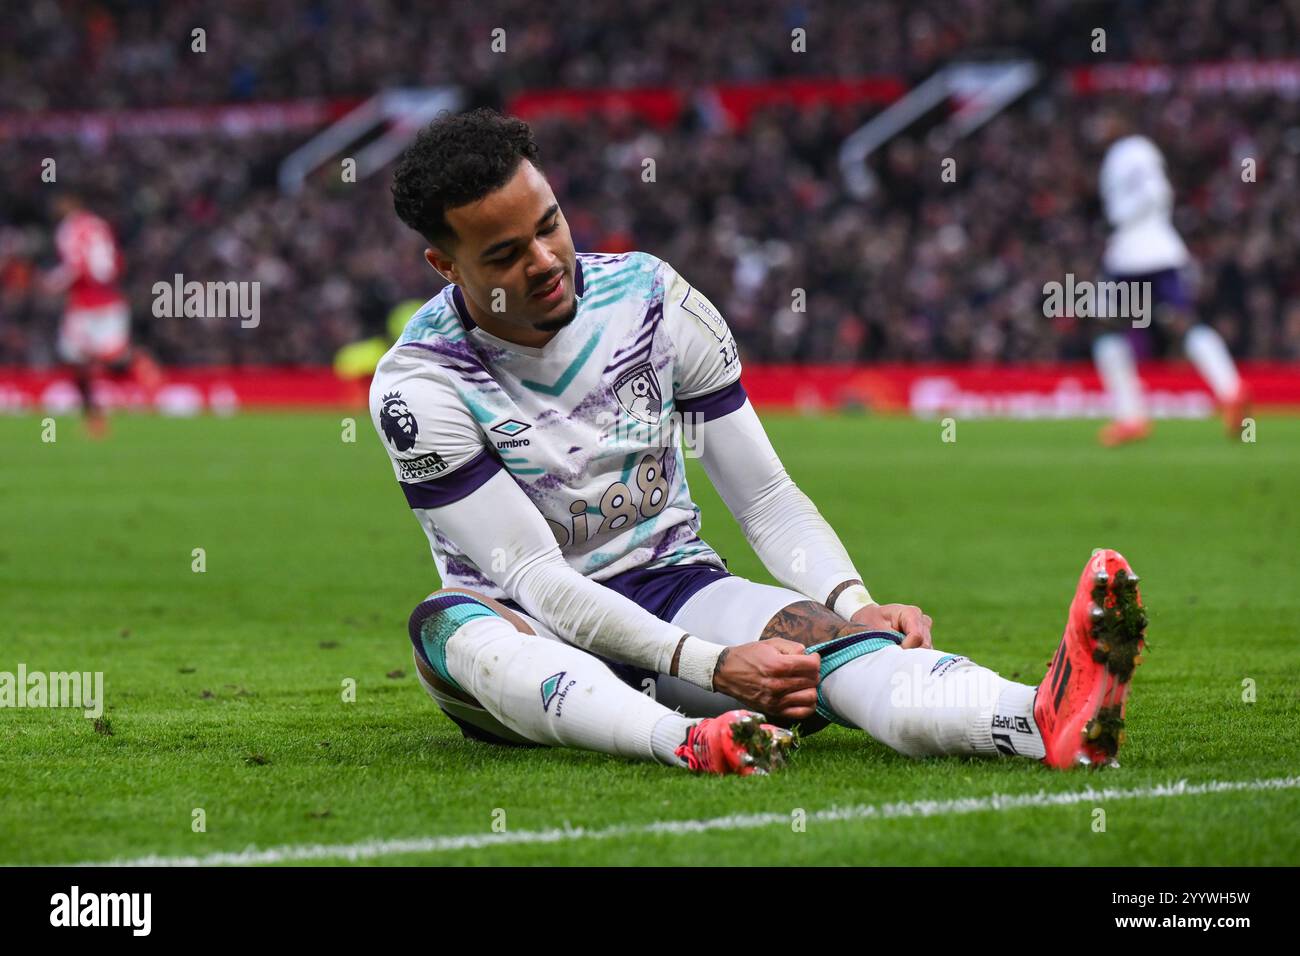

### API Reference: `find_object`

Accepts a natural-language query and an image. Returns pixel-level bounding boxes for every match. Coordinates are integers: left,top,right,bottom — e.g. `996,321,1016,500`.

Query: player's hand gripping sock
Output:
1033,549,1147,769
674,709,797,776
409,592,694,766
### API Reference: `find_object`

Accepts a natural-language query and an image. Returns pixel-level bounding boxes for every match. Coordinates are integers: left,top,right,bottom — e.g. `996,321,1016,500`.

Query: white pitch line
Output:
68,774,1300,867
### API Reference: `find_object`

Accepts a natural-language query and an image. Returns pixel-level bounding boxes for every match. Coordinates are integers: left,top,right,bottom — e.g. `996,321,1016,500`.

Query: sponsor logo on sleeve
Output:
397,452,448,481
680,286,725,341
680,287,738,367
380,391,419,452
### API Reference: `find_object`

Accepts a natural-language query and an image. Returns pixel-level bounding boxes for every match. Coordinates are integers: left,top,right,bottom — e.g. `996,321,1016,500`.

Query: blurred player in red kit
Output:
47,193,159,437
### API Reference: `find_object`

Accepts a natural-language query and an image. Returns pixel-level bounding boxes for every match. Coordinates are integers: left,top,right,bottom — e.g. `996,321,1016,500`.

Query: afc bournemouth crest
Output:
613,362,662,425
380,391,419,452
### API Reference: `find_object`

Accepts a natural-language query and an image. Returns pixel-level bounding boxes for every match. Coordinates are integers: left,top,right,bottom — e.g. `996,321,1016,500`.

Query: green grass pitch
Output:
2,411,1298,866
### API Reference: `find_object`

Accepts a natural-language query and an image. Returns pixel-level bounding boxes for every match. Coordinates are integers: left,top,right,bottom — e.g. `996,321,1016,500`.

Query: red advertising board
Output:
2,364,1297,417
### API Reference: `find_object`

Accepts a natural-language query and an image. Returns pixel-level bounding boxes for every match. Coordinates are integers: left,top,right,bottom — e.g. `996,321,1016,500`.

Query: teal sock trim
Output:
418,599,500,694
806,629,905,727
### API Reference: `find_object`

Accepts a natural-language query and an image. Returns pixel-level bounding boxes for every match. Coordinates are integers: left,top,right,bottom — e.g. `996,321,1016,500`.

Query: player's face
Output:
436,161,578,345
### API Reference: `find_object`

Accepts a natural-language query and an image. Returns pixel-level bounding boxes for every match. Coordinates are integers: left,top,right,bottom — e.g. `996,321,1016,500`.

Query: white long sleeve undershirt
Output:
418,398,870,688
419,469,727,690
695,399,873,616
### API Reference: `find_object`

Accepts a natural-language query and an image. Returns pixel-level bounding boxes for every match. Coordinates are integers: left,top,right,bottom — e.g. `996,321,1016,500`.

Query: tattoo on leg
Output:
757,601,848,736
760,601,864,649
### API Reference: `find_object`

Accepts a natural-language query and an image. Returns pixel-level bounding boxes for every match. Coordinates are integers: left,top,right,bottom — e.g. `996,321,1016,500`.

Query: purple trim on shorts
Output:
496,561,731,625
1104,267,1191,309
676,380,747,420
401,449,503,508
1104,267,1191,359
600,561,733,622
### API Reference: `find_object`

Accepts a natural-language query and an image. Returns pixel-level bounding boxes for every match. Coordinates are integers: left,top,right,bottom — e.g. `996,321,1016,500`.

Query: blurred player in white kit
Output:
1092,113,1249,446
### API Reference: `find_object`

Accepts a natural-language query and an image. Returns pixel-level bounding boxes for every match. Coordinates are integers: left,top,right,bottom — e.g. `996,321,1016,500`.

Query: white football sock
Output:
1184,324,1242,401
444,615,694,766
1093,333,1146,422
819,645,1041,759
991,680,1046,759
652,713,697,766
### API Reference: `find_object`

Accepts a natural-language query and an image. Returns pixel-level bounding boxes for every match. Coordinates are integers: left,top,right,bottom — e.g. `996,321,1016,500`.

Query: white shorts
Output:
416,574,810,743
59,302,130,364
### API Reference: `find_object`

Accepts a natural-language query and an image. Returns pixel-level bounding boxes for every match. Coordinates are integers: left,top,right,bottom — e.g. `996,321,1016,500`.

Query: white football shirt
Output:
1099,134,1190,275
370,251,746,600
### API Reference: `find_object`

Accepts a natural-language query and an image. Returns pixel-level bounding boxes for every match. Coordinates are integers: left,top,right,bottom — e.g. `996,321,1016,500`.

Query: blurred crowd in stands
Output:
2,0,1299,366
6,0,1297,110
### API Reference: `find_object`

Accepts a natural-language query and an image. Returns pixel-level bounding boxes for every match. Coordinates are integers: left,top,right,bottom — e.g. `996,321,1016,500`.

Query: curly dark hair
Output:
391,108,540,247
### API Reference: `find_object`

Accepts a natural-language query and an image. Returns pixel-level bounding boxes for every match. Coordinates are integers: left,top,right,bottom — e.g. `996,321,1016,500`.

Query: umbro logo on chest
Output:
491,418,532,448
